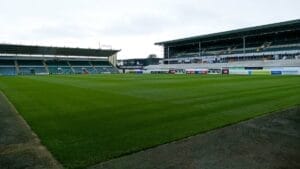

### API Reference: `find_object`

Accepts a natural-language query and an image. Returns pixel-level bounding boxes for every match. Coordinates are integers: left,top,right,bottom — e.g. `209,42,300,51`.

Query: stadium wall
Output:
144,59,300,75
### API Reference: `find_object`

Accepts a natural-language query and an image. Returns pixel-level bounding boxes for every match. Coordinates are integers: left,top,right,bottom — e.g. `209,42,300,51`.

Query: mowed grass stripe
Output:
24,75,297,102
0,75,299,169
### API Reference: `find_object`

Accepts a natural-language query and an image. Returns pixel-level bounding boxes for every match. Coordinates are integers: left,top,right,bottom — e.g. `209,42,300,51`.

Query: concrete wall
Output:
108,54,117,67
145,59,300,70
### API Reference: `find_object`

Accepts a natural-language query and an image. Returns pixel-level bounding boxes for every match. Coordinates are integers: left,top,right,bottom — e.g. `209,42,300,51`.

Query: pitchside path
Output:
90,107,300,169
0,92,63,169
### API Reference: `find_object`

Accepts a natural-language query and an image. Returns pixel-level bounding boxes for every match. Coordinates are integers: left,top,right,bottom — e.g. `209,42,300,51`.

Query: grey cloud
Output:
14,23,95,41
0,0,299,58
99,14,176,36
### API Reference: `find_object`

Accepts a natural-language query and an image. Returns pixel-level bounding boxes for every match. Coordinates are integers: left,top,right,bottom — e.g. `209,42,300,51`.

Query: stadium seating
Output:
72,67,87,74
45,60,118,74
17,60,47,75
69,61,92,66
95,67,109,73
107,67,119,73
0,58,118,75
45,60,69,66
0,67,16,75
68,61,96,74
146,59,300,71
18,67,47,75
85,67,97,74
0,43,120,76
48,66,74,74
91,61,110,66
167,42,300,64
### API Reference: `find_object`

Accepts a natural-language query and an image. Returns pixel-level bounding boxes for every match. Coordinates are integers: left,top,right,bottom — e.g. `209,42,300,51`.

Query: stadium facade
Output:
0,44,120,75
117,57,162,73
146,19,300,75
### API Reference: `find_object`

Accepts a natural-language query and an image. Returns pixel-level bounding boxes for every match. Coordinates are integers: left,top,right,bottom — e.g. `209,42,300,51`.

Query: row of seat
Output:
0,60,119,75
0,66,119,75
173,43,300,58
0,67,16,75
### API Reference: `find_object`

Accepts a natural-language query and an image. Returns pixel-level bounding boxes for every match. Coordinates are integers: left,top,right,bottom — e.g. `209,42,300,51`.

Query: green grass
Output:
0,74,299,168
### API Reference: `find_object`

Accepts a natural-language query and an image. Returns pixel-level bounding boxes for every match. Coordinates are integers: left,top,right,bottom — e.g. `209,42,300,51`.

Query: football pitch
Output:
0,74,299,169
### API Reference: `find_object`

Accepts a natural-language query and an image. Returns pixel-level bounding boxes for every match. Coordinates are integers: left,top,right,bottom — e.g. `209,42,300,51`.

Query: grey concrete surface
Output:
0,92,63,169
89,106,300,169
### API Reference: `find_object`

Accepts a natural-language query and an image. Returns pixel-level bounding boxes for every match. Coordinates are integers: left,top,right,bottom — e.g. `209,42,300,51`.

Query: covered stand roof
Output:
0,44,120,57
155,19,300,46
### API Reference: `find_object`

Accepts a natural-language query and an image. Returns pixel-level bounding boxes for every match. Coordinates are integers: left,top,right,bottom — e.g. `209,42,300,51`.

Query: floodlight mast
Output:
198,42,201,57
242,36,246,62
243,36,246,54
168,47,170,65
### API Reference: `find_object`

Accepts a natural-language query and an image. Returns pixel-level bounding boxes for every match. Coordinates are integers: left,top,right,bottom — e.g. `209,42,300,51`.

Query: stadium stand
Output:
146,60,300,69
17,60,47,75
0,59,17,75
90,60,119,73
0,67,16,76
147,19,300,74
117,55,162,73
0,44,120,75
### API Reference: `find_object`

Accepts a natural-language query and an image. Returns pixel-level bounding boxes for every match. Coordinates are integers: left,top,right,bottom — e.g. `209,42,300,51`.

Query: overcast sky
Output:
0,0,299,59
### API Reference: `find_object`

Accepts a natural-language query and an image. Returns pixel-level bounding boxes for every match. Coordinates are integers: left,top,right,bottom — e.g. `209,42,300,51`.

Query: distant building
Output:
117,55,162,73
